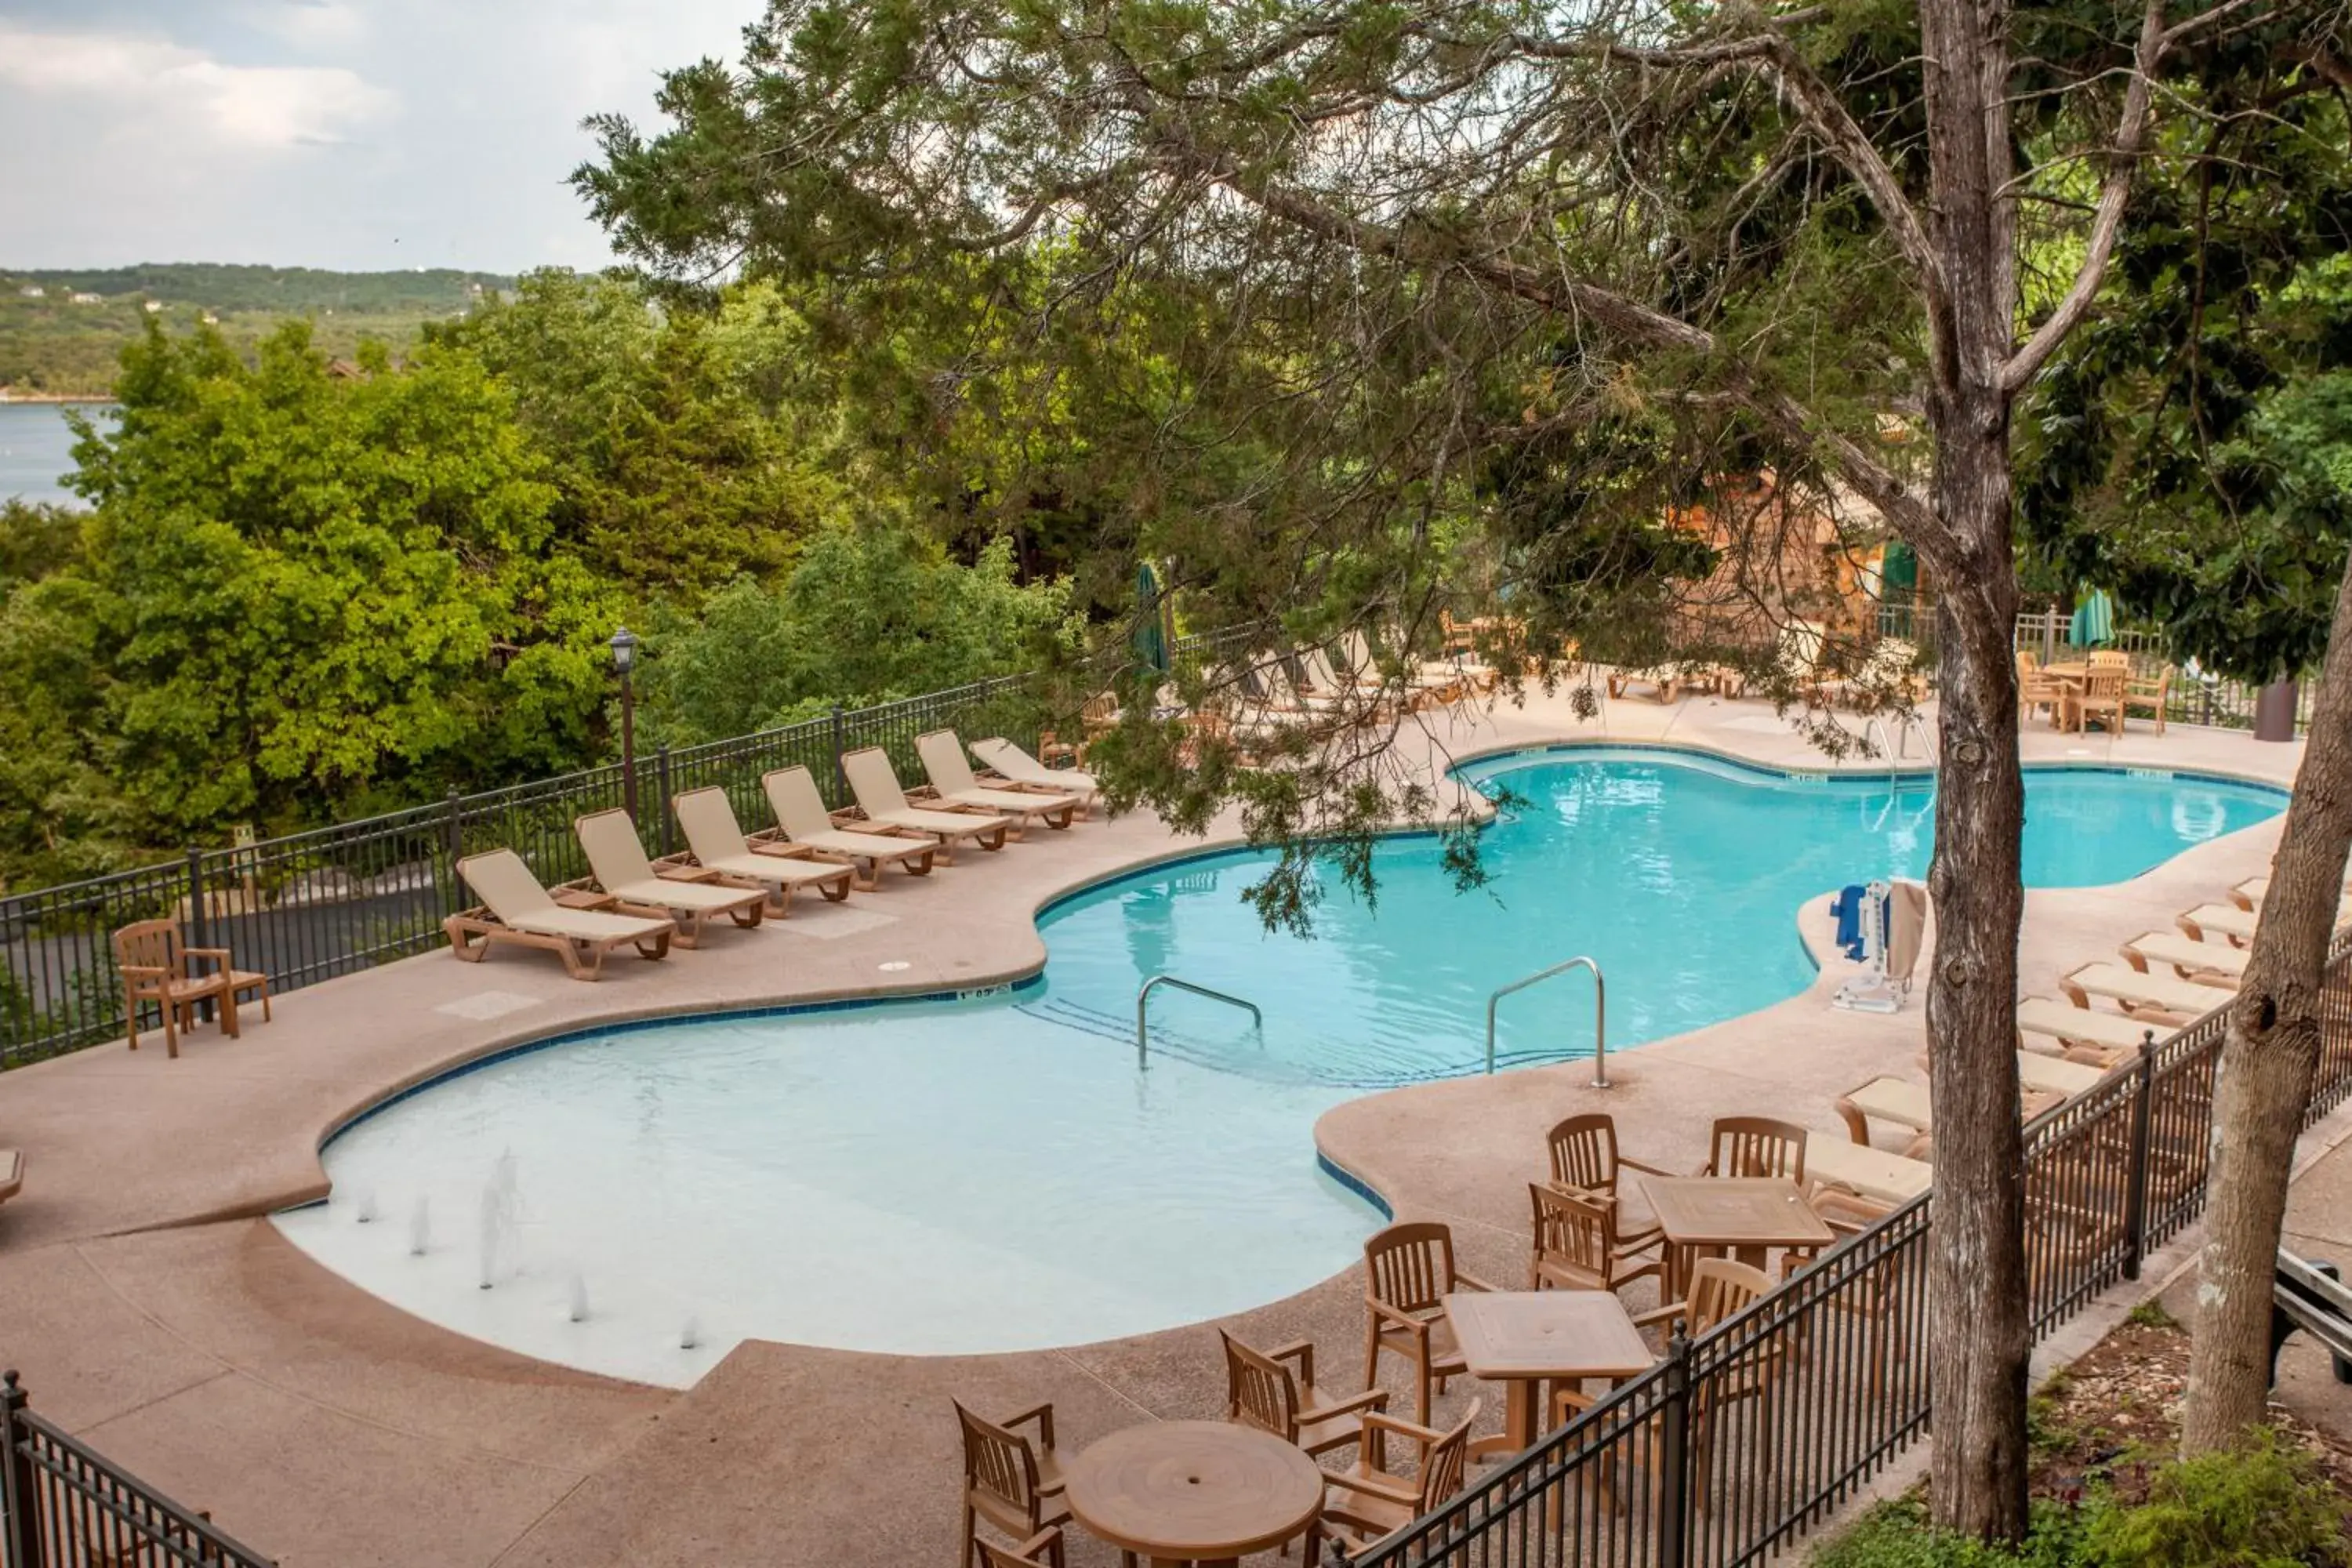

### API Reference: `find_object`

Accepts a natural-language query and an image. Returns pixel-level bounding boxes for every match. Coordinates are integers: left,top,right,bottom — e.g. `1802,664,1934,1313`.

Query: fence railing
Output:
1356,934,2352,1568
0,631,1248,1068
2,1372,274,1568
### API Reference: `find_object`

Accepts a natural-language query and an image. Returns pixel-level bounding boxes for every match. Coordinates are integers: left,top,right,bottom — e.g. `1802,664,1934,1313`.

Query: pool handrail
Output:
1135,974,1264,1069
1485,955,1608,1086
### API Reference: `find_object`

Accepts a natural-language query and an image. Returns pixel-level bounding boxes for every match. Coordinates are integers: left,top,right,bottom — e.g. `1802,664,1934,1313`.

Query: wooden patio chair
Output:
1219,1329,1388,1461
1527,1182,1663,1294
112,919,269,1058
1318,1399,1483,1560
2067,662,2128,734
1545,1111,1670,1246
953,1400,1071,1568
1702,1117,1809,1184
2016,651,2067,728
2122,662,2172,735
1363,1221,1501,1425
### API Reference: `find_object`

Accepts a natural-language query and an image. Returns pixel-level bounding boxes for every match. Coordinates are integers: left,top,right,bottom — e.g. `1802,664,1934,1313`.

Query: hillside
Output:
0,264,517,398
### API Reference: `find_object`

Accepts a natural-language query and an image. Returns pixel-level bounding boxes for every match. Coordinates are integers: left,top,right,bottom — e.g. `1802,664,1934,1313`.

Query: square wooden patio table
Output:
1639,1176,1835,1291
1443,1290,1657,1458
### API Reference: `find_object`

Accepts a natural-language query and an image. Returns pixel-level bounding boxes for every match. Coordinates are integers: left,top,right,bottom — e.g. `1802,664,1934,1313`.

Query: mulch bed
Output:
2027,1309,2352,1504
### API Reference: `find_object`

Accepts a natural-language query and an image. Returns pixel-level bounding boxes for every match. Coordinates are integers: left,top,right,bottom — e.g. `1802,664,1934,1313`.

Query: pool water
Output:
1027,752,2284,1084
274,750,2280,1379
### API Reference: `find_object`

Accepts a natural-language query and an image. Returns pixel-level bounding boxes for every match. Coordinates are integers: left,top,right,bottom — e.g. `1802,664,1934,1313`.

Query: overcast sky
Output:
0,0,757,272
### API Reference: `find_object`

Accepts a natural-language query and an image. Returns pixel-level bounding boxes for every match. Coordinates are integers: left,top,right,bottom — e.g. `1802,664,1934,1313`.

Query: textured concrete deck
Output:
0,686,2321,1566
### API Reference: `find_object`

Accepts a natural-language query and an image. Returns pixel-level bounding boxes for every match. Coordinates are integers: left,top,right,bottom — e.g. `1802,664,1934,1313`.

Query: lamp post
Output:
611,627,640,822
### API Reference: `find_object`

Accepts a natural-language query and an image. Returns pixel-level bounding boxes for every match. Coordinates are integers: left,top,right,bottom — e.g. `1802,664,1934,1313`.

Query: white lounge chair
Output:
575,808,768,947
2016,996,2169,1063
671,787,856,915
969,736,1099,811
757,766,936,888
2178,902,2260,945
2060,962,2230,1023
1803,1134,1931,1204
445,848,675,979
2230,877,2352,916
914,731,1078,832
840,747,1008,863
2120,931,2248,986
0,1147,23,1210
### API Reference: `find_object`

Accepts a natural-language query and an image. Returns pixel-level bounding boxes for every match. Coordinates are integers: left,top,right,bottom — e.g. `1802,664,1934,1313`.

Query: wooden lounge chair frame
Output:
0,1147,23,1210
445,849,674,980
968,736,1098,816
914,731,1078,832
841,747,1009,862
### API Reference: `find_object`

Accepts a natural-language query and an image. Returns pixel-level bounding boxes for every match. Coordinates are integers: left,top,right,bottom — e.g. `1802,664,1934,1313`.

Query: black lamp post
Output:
611,627,641,822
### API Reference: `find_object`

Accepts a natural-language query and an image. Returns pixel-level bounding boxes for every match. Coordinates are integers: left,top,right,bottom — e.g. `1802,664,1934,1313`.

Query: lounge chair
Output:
575,809,768,947
1835,1073,2066,1149
2178,902,2260,944
1605,663,1683,702
2230,877,2352,914
840,747,1009,862
1802,1134,1931,1205
969,737,1099,813
670,787,855,915
2060,961,2230,1022
1341,630,1454,701
914,731,1079,832
0,1147,22,1210
445,849,674,979
2016,996,2168,1062
2121,931,2248,986
1823,637,1928,710
757,766,937,888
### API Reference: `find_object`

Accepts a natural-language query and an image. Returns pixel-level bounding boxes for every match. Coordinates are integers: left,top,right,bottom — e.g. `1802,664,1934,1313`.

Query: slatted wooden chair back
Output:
1686,1258,1774,1334
1547,1112,1621,1196
2087,649,2132,672
955,1401,1046,1533
975,1531,1061,1568
2082,664,2127,699
1420,1403,1480,1511
1219,1330,1301,1441
1708,1116,1808,1184
1529,1182,1612,1288
112,919,185,979
1364,1221,1457,1316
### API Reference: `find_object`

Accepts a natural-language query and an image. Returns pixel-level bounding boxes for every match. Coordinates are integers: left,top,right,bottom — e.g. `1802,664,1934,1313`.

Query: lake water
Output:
0,402,106,506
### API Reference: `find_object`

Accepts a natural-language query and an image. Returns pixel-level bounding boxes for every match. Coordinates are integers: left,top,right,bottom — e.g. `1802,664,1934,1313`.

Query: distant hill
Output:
0,264,521,399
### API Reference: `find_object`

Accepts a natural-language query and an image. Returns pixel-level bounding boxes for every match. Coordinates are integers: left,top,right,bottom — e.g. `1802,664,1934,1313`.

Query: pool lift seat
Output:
1832,880,1929,1014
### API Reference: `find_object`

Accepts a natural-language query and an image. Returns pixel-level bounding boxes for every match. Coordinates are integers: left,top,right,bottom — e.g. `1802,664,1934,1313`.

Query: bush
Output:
1814,1501,2088,1568
2082,1435,2347,1568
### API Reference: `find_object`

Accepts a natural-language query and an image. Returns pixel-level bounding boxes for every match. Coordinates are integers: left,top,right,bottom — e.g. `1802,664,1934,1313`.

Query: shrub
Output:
2082,1435,2347,1568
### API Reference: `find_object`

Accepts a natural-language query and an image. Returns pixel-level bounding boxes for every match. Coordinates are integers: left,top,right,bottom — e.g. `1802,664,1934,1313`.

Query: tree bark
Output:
2182,563,2352,1451
1915,428,2033,1541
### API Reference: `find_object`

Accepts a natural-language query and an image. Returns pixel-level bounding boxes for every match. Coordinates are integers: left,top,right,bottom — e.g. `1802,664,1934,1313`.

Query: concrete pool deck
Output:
0,685,2328,1566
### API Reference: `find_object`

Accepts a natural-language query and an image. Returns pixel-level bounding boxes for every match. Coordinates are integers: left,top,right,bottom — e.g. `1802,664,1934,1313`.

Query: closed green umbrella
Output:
1134,562,1170,674
2069,588,2114,648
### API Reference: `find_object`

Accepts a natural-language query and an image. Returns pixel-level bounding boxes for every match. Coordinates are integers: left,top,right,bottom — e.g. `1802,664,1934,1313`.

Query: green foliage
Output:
0,318,619,875
0,499,82,591
2081,1436,2347,1568
634,520,1076,743
438,270,854,599
1813,1442,2347,1568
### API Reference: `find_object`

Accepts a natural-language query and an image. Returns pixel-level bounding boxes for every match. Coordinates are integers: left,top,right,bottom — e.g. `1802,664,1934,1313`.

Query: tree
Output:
579,0,2343,1534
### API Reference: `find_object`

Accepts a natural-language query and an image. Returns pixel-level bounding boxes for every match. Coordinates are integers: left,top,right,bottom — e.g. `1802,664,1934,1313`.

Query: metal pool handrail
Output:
1135,974,1264,1069
1485,955,1608,1086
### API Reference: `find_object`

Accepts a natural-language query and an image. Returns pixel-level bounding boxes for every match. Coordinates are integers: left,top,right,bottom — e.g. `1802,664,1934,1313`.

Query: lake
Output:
0,402,108,506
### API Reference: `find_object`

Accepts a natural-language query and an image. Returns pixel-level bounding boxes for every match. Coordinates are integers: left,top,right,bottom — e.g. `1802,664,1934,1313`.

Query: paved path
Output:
0,687,2317,1566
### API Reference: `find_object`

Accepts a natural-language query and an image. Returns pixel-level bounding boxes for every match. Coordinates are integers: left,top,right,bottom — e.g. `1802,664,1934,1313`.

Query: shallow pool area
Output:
272,749,2282,1381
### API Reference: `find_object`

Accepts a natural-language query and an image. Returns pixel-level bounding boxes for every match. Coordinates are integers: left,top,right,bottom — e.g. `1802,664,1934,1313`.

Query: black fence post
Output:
443,790,464,917
2122,1030,2158,1279
830,704,847,807
655,746,675,858
1657,1332,1693,1568
3,1370,38,1568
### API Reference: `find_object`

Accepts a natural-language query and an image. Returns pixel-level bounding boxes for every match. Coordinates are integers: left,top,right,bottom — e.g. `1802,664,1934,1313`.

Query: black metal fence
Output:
0,633,1246,1068
1356,935,2352,1568
2,1372,273,1568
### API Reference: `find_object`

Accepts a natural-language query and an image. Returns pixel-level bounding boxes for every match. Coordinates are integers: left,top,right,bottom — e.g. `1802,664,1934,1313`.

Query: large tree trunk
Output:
1917,425,2033,1540
2182,564,2352,1450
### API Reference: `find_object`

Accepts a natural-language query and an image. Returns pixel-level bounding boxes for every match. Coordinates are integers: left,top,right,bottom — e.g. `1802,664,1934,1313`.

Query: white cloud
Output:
0,24,395,150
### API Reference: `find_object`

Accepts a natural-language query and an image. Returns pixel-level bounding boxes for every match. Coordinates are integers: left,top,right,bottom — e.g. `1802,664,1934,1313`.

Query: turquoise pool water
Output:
1025,752,2284,1084
274,748,2281,1375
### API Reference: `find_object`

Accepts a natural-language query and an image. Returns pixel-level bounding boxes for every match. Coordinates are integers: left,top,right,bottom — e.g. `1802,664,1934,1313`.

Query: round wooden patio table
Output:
1062,1421,1324,1567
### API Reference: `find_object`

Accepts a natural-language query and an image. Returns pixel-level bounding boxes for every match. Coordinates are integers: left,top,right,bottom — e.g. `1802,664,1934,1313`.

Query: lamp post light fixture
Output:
611,627,641,822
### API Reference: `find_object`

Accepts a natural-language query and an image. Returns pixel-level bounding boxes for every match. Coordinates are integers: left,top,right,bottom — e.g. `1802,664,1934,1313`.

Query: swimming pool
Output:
274,749,2281,1381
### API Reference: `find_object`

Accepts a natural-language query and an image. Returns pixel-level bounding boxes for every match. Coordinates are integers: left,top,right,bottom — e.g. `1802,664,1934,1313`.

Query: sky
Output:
0,0,757,272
